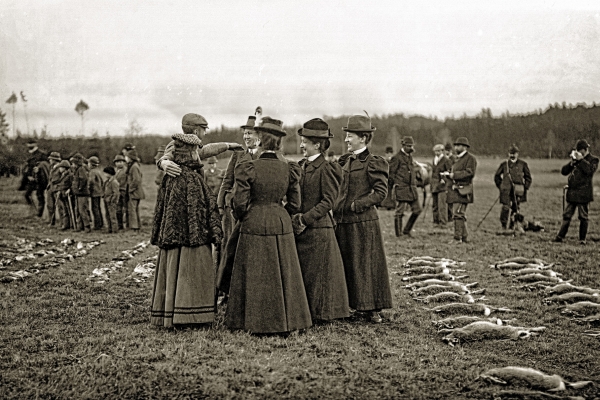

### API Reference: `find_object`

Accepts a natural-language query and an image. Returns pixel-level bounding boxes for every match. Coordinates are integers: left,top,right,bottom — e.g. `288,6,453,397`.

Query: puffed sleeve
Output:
284,162,302,215
232,162,255,220
301,162,342,227
353,155,389,213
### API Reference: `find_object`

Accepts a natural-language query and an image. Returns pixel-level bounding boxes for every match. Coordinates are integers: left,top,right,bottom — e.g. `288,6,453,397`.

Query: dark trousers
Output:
117,192,128,229
557,202,589,240
91,197,104,229
432,192,448,225
75,196,91,230
46,191,57,224
500,198,520,228
57,193,71,229
104,199,118,233
25,185,45,217
452,203,469,240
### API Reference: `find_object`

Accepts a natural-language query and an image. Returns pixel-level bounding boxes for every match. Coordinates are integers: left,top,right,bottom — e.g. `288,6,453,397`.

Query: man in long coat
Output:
389,136,421,237
46,152,62,226
431,144,452,226
494,144,532,230
445,137,477,243
20,140,49,217
552,139,599,244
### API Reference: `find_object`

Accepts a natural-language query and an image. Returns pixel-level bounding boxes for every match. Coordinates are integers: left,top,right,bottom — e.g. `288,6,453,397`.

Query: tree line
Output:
1,102,599,169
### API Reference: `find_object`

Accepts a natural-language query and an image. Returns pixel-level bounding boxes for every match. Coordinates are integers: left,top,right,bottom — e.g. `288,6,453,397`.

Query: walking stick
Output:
421,193,431,221
562,185,568,212
475,196,500,232
67,194,76,230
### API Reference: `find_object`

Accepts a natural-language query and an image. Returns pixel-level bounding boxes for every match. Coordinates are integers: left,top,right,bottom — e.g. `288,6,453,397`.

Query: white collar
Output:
353,146,367,155
457,150,467,158
307,153,320,162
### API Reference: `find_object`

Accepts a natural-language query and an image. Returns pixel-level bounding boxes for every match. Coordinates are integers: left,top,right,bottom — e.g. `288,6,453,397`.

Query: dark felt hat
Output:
127,149,140,162
182,113,208,129
454,137,470,148
576,139,590,151
297,118,333,138
48,152,61,161
342,114,376,132
385,146,394,153
402,136,415,146
153,145,166,160
508,144,519,154
241,116,257,130
254,116,287,136
444,143,453,151
103,166,116,175
113,154,126,163
123,143,135,151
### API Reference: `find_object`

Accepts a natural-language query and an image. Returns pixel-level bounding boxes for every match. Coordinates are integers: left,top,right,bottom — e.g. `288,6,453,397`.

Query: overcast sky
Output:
1,0,600,136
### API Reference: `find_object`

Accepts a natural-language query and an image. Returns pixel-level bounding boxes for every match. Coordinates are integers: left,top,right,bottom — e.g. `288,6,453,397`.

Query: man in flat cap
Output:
389,136,421,237
431,144,452,226
494,144,532,232
443,137,477,243
552,139,599,244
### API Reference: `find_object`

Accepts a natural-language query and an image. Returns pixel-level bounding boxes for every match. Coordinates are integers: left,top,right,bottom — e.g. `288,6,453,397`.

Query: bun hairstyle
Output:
306,137,331,153
258,131,281,151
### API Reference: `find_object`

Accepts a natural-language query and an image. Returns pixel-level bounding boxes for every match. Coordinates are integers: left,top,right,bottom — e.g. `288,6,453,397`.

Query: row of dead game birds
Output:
396,256,596,398
86,241,155,284
0,238,104,282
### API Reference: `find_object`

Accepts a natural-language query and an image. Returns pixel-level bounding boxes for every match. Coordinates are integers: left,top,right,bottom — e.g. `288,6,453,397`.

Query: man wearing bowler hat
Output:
389,136,421,237
494,144,532,231
552,139,599,244
443,137,477,243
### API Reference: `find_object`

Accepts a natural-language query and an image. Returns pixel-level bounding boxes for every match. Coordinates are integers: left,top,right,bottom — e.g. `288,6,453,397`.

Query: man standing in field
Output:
114,155,128,230
444,142,456,222
431,144,452,227
46,152,62,226
443,137,477,243
494,145,532,231
203,156,224,195
552,139,599,245
88,156,104,230
19,140,49,217
389,136,421,237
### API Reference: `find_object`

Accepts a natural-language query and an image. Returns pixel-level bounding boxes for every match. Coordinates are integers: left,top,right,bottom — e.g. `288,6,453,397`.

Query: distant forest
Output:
1,102,600,166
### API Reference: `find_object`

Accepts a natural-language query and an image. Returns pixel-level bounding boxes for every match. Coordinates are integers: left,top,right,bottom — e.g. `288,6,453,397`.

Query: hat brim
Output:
342,127,376,132
453,142,470,148
296,128,334,138
240,125,255,130
254,126,287,137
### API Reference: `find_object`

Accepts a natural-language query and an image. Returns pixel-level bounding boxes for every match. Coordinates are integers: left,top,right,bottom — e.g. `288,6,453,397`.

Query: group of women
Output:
150,112,393,334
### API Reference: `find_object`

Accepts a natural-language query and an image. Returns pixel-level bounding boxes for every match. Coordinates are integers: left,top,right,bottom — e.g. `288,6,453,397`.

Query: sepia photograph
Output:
1,0,599,398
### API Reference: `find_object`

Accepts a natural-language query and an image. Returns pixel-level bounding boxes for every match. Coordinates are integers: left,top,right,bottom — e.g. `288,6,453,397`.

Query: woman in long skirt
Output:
333,113,393,323
225,116,312,334
150,113,240,328
293,118,350,322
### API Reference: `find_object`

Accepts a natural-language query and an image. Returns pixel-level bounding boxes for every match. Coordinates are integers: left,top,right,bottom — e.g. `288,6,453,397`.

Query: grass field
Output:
0,157,599,399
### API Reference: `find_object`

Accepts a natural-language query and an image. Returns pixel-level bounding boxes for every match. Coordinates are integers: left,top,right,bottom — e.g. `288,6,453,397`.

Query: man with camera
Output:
493,144,532,231
552,139,599,244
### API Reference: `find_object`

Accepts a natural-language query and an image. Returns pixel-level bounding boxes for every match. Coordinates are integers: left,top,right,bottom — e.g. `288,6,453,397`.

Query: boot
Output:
579,219,588,242
556,219,571,240
453,220,462,241
394,216,402,237
403,213,419,236
500,206,510,230
461,220,469,243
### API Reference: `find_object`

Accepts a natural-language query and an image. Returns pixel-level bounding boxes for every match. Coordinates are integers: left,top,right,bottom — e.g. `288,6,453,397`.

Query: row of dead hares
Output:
490,256,600,338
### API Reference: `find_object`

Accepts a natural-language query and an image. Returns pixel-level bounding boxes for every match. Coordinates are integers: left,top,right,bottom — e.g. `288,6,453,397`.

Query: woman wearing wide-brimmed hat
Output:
333,113,393,323
225,116,312,333
293,118,350,322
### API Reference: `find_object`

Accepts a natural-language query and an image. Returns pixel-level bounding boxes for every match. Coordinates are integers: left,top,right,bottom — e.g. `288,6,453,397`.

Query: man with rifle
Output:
552,139,599,245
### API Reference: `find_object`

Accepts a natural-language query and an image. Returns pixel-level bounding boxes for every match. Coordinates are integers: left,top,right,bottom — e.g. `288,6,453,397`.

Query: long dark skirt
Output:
296,227,350,320
225,232,312,333
335,220,393,311
151,245,215,327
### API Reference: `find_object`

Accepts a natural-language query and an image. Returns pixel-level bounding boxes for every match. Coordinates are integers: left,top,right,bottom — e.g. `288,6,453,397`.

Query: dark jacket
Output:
233,152,301,235
72,165,90,197
127,161,145,200
115,167,128,194
494,159,532,204
334,148,389,223
562,153,599,204
48,164,62,193
431,155,452,193
389,150,418,202
446,151,477,204
217,150,255,210
88,167,104,198
103,176,120,204
298,154,342,228
56,170,73,193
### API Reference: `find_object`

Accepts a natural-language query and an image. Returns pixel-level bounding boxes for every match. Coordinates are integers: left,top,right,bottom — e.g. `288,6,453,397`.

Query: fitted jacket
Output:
334,148,389,224
446,152,477,204
388,150,418,202
562,152,599,204
126,161,145,200
298,154,342,228
431,155,452,193
232,152,301,235
217,150,255,210
494,159,532,204
88,167,105,197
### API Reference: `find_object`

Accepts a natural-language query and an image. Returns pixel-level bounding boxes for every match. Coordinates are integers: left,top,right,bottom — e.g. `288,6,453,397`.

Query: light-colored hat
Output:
454,137,470,148
342,114,376,132
113,154,126,163
182,113,208,129
48,152,61,161
297,118,333,138
254,116,287,137
88,156,100,165
433,144,444,151
57,160,70,169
